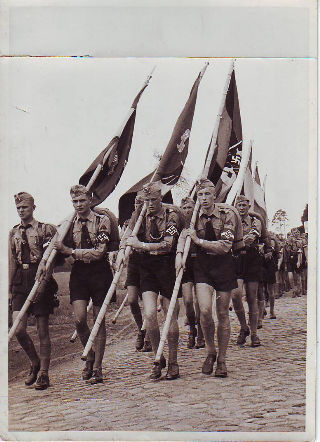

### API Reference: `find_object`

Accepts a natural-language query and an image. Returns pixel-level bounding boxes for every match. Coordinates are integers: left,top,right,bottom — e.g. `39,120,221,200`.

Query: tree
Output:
272,209,288,236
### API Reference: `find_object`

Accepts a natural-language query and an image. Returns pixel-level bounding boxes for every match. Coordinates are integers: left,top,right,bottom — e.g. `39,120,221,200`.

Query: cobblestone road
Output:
8,294,307,433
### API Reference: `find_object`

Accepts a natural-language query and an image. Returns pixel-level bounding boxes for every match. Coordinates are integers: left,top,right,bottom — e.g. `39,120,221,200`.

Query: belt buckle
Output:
22,264,29,270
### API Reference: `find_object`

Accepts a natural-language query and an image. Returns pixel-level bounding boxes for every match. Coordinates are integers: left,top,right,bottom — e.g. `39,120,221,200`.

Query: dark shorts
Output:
193,251,237,292
262,258,277,284
182,255,196,284
235,248,263,282
12,264,58,316
139,254,176,300
69,260,113,306
125,252,141,289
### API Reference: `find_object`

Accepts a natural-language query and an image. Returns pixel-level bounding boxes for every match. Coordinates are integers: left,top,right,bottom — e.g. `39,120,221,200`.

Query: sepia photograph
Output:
1,1,316,440
3,55,315,439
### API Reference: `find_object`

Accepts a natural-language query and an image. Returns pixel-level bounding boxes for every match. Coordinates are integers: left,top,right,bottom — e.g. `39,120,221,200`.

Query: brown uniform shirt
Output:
177,204,237,255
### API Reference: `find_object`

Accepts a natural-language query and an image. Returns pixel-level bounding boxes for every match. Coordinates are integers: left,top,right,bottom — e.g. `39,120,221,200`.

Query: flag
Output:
79,79,150,207
240,146,255,207
118,172,173,226
118,65,206,226
206,70,243,202
253,163,268,225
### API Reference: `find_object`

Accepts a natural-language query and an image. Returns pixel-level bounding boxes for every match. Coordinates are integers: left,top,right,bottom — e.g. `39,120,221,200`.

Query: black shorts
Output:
12,264,58,316
139,254,176,300
262,258,277,284
235,248,263,282
125,252,141,289
69,260,113,306
182,255,196,284
193,251,237,292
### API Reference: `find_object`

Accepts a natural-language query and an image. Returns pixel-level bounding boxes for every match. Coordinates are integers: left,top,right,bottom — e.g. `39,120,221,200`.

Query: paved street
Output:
8,294,306,433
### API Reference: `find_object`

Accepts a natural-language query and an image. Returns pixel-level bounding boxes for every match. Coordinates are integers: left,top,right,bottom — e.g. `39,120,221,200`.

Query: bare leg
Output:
161,297,180,364
195,283,216,355
245,281,260,340
232,279,248,330
257,283,265,328
216,291,231,363
92,305,106,370
142,291,160,354
36,315,51,374
128,286,143,331
13,311,39,367
72,300,95,362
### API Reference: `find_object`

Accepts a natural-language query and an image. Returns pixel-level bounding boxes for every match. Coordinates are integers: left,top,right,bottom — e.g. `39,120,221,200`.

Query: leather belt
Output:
149,251,169,256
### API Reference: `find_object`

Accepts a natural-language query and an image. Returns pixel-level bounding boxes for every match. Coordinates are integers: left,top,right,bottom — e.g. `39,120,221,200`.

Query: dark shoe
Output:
257,323,263,329
165,363,180,380
135,330,146,351
270,314,276,319
251,333,261,347
82,359,94,380
215,361,228,378
236,327,250,345
34,372,50,390
263,309,267,316
195,336,205,349
25,362,40,386
88,368,103,384
187,329,197,349
150,355,166,380
142,339,152,352
202,353,217,375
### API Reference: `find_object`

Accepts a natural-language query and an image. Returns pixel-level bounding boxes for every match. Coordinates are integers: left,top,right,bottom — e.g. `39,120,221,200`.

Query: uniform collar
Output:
146,205,165,219
19,218,38,229
199,204,219,218
241,214,251,225
75,210,95,223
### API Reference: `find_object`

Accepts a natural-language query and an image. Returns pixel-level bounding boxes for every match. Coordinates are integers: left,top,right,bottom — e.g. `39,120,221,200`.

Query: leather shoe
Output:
82,355,95,380
142,339,152,352
251,333,261,347
88,368,103,384
135,330,145,351
25,362,40,386
270,314,276,319
165,363,180,380
202,353,217,375
195,336,205,349
187,329,197,349
34,372,50,390
150,355,166,380
215,361,228,378
236,327,250,345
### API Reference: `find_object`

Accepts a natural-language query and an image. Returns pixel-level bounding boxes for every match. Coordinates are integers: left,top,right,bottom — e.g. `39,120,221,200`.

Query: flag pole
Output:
8,69,154,342
154,59,235,365
226,139,253,205
81,61,209,360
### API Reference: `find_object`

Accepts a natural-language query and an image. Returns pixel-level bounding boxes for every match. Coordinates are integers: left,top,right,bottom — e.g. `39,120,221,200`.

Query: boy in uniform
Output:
176,179,237,378
9,192,58,390
231,195,263,347
53,185,113,384
117,182,181,380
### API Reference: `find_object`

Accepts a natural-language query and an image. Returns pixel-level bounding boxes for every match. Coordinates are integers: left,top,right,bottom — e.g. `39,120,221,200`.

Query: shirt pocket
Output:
27,232,39,247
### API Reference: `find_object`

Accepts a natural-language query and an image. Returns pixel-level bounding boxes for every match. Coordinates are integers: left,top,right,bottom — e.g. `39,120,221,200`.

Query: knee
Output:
144,309,157,326
217,311,229,325
200,308,212,323
231,289,241,301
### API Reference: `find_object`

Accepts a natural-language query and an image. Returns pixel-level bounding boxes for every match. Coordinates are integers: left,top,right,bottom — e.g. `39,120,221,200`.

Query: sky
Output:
4,57,312,232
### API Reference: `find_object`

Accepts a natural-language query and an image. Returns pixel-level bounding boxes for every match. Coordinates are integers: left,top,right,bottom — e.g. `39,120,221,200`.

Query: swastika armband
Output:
97,231,110,244
221,229,235,241
165,225,178,236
